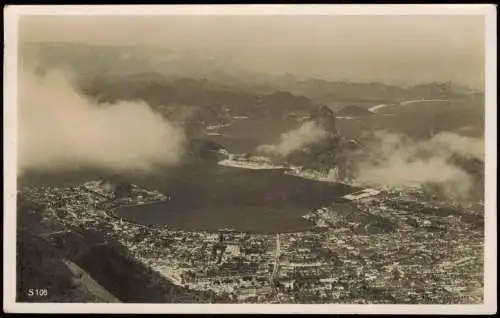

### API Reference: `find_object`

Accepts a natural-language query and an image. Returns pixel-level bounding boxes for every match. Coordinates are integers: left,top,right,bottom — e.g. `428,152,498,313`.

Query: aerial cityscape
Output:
9,7,490,309
17,156,484,304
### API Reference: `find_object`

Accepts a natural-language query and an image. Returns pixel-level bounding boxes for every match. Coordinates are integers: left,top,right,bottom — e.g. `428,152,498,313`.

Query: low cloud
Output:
256,121,328,157
18,69,186,174
355,131,484,198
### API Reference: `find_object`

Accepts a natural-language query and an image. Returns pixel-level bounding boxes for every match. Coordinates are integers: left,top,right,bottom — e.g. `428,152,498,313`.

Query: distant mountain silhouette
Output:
78,74,317,122
27,42,481,109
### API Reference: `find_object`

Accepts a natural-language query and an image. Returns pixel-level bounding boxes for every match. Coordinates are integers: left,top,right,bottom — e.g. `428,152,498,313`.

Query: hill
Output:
16,190,226,303
265,77,482,108
16,198,119,302
76,73,317,128
273,105,366,178
372,99,484,139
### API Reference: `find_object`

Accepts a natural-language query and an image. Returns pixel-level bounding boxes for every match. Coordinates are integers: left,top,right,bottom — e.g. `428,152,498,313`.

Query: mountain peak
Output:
309,105,338,135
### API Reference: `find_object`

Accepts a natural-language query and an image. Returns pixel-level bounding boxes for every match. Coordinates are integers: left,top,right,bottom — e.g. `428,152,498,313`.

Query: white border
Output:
3,4,497,315
1,4,495,16
1,4,496,16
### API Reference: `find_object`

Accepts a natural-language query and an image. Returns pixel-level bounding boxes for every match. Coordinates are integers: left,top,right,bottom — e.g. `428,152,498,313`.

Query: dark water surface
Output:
21,163,358,233
114,165,357,233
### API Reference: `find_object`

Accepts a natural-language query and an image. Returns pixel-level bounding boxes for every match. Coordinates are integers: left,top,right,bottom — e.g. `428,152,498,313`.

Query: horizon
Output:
19,15,485,90
21,41,483,93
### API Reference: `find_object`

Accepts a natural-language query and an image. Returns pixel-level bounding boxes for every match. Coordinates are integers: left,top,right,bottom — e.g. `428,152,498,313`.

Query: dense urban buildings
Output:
18,175,484,304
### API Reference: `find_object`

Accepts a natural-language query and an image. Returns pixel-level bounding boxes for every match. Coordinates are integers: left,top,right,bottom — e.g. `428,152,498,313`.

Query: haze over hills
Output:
19,41,485,177
24,42,484,102
23,42,485,139
20,14,485,89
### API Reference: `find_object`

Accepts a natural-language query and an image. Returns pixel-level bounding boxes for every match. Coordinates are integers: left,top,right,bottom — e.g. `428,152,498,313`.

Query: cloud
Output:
256,121,328,157
355,131,484,198
18,68,186,174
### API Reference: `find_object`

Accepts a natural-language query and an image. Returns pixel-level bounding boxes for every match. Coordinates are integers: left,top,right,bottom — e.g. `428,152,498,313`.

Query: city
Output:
18,177,484,304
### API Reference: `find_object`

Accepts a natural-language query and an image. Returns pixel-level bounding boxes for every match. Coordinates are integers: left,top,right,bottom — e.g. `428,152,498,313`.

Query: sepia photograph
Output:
3,4,497,314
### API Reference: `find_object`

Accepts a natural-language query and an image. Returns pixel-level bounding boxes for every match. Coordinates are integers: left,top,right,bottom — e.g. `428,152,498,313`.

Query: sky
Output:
19,14,485,88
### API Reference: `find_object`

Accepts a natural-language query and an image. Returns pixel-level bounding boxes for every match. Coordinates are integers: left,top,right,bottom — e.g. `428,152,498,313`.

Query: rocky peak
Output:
309,105,338,135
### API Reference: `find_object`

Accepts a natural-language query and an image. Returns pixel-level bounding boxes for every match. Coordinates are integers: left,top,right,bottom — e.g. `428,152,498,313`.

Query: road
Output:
270,234,281,303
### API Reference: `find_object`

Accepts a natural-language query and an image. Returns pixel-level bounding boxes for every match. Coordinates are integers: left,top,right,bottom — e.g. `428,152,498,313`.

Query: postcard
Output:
3,4,497,314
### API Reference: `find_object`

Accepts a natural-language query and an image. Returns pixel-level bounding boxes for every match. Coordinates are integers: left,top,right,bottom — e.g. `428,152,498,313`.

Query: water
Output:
203,114,299,153
21,161,358,233
20,115,359,234
114,164,358,233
